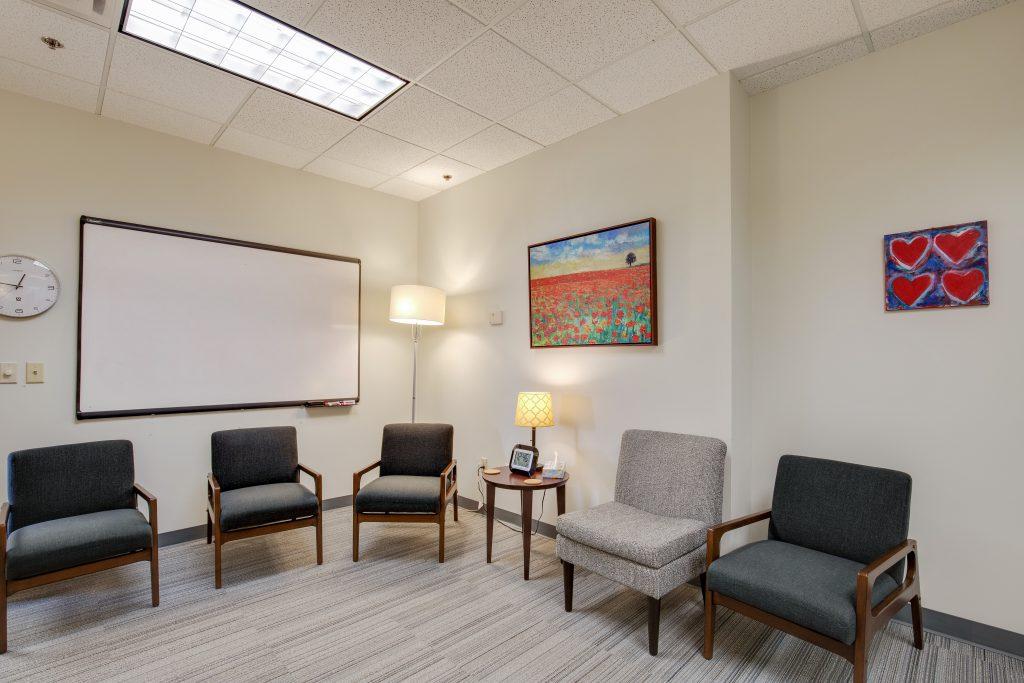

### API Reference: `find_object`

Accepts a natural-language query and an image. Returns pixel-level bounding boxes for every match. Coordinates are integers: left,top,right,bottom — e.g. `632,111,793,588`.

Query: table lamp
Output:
390,284,446,422
515,391,554,448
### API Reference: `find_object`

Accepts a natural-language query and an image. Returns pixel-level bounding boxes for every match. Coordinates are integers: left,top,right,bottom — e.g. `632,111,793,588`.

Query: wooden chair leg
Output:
1,580,7,654
214,533,223,589
206,512,212,544
438,514,446,564
453,494,458,522
911,595,924,650
699,572,707,605
315,513,323,565
563,561,574,611
150,547,160,607
352,516,360,562
703,590,716,659
647,596,661,656
853,637,868,683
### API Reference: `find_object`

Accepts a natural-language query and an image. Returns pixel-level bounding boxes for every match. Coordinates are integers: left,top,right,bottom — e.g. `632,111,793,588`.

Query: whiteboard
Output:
77,217,360,418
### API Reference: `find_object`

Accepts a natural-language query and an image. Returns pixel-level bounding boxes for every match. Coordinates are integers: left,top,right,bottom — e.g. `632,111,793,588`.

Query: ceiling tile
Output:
102,90,222,144
107,37,255,122
740,37,869,95
0,0,109,84
687,0,861,71
870,0,1009,50
495,0,673,81
376,177,440,201
421,31,567,121
33,0,119,28
0,55,97,112
504,86,615,146
306,0,484,79
245,0,323,26
323,127,434,175
449,0,523,24
230,89,356,153
654,0,738,26
445,124,541,171
400,155,483,189
363,85,489,152
305,157,390,188
215,128,319,168
857,0,947,30
578,31,715,114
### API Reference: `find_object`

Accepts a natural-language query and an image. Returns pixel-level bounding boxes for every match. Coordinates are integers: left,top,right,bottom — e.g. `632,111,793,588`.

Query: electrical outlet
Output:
479,456,488,468
26,362,44,384
0,363,16,384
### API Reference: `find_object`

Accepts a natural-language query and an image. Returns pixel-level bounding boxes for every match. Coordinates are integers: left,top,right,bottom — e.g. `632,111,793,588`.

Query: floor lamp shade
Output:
390,285,445,326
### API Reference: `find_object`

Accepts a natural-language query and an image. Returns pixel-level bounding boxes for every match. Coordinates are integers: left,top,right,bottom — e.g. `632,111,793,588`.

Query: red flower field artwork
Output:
529,219,656,348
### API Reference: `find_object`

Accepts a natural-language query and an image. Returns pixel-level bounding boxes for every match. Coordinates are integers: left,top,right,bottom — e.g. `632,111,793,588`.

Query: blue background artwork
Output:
884,221,989,311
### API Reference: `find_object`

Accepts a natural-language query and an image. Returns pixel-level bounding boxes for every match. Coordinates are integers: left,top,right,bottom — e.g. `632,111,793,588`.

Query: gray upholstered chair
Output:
557,430,727,655
703,455,921,683
207,426,322,588
352,423,457,563
2,440,158,653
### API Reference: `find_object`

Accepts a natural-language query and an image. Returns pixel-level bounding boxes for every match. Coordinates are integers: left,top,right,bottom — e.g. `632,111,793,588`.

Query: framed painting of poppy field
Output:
884,220,989,311
528,218,657,348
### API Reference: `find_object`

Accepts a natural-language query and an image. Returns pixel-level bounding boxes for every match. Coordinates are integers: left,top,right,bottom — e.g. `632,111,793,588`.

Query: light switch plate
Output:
489,310,504,326
0,363,16,384
26,362,44,384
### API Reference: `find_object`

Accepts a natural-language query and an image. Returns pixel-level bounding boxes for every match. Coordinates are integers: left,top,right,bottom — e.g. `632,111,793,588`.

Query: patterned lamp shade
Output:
514,392,554,428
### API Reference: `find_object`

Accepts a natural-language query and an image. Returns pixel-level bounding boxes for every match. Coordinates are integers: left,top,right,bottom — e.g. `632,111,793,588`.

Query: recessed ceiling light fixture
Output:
119,0,407,120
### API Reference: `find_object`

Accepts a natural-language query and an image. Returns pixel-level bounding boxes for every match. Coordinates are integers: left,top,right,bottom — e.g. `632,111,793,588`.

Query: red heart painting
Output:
934,228,980,265
941,269,985,303
890,235,930,270
891,274,934,307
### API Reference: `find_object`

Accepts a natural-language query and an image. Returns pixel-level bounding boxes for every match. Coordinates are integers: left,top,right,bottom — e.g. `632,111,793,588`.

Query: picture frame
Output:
509,444,540,476
528,218,657,348
884,220,989,312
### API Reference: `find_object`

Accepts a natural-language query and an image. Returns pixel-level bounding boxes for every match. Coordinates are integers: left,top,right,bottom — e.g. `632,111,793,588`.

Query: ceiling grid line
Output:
91,0,124,115
850,0,877,52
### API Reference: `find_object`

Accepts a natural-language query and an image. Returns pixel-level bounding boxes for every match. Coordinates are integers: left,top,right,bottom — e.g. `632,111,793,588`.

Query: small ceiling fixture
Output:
119,0,406,121
442,174,453,182
40,36,64,50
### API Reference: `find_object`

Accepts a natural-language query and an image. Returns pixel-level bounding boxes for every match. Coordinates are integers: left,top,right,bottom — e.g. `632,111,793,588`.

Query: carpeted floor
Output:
1,506,1021,682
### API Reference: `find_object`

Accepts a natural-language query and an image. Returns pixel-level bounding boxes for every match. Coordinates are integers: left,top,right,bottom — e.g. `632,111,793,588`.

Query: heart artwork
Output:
891,274,934,307
884,221,988,311
941,269,985,303
934,228,980,265
889,235,930,270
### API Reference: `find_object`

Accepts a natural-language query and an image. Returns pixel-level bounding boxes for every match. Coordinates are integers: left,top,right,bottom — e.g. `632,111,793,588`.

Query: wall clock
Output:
0,255,60,318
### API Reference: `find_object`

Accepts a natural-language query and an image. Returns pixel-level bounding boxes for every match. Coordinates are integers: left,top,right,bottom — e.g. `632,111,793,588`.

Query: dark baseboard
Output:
158,495,1023,659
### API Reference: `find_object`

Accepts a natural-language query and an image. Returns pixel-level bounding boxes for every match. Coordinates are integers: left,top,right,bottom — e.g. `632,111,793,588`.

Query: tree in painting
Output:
529,221,655,347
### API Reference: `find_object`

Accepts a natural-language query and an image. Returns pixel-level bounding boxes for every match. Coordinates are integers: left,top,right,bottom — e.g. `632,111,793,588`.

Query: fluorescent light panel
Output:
120,0,406,120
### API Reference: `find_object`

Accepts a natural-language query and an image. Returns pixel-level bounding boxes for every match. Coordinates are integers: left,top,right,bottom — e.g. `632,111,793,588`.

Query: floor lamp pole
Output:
411,322,421,423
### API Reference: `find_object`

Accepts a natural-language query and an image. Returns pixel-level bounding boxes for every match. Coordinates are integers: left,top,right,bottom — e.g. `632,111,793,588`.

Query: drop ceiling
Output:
0,0,1014,201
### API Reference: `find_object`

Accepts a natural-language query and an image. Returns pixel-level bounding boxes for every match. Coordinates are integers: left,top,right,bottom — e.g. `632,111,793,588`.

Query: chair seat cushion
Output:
5,509,152,580
707,540,899,644
555,501,707,569
355,475,440,514
219,482,318,532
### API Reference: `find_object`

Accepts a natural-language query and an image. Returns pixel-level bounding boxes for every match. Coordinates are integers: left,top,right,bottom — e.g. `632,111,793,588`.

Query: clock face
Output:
0,255,60,318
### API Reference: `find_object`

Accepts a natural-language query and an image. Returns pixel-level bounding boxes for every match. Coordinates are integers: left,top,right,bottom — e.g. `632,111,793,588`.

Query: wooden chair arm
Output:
706,509,771,565
134,483,157,503
0,501,6,568
207,473,221,498
858,539,917,588
298,463,323,501
1,501,9,529
857,539,919,621
353,460,381,497
439,460,457,499
134,483,158,538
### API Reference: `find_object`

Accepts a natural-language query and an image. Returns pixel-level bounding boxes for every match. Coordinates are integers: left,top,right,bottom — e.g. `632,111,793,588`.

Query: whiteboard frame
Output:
76,216,361,419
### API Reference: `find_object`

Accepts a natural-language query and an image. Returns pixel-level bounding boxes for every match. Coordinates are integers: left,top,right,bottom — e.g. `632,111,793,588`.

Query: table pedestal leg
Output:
486,482,495,563
557,484,566,516
521,489,533,580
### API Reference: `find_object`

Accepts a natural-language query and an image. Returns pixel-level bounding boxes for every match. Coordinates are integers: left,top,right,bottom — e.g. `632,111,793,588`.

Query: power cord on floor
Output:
477,466,547,536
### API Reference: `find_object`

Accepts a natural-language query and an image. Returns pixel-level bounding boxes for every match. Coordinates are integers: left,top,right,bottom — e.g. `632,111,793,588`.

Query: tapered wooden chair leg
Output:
1,582,7,654
150,549,160,607
315,515,323,565
703,590,716,659
206,513,212,544
438,517,446,563
853,638,868,683
214,536,223,589
352,517,360,562
562,561,574,611
453,495,458,521
647,596,661,655
911,595,924,649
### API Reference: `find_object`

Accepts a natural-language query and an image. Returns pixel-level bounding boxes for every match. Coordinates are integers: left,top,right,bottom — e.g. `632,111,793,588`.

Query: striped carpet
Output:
1,506,1020,682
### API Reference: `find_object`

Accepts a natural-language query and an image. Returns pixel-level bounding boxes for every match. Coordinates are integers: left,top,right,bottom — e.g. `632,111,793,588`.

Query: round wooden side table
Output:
481,466,569,580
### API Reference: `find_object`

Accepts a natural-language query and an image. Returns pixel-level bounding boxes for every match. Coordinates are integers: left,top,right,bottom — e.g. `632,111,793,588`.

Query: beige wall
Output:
749,2,1024,633
417,74,752,528
0,89,420,533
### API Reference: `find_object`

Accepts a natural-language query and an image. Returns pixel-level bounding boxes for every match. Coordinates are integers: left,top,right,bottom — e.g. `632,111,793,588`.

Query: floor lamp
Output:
389,284,446,423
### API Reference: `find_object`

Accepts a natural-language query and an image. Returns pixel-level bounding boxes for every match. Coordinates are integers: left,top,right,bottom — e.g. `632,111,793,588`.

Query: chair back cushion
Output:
211,426,298,491
769,455,912,580
7,440,136,532
614,430,727,524
380,423,453,477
